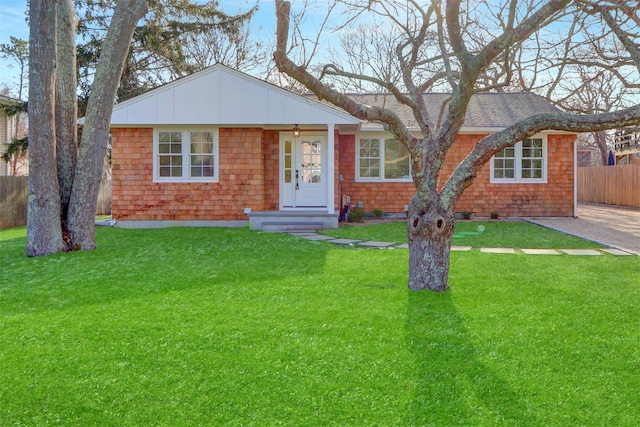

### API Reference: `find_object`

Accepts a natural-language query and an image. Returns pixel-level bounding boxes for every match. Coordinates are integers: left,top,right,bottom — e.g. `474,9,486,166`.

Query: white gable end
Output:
110,64,360,126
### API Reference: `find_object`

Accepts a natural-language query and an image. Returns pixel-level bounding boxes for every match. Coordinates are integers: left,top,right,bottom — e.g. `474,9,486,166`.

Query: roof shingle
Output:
318,92,561,131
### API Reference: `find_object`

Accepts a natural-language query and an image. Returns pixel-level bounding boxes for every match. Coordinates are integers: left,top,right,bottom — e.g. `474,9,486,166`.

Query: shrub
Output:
347,206,366,223
461,210,472,220
490,210,500,220
372,208,385,218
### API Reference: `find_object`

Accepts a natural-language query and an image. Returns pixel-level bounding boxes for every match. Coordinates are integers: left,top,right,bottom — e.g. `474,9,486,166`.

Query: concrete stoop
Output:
249,211,338,232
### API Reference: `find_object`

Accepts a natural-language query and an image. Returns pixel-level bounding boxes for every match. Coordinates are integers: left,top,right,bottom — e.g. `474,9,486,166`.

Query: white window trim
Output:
356,133,413,182
490,135,548,184
153,126,219,183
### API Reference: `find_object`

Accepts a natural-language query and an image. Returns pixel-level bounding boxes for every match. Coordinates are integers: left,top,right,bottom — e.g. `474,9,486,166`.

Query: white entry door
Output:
280,133,327,208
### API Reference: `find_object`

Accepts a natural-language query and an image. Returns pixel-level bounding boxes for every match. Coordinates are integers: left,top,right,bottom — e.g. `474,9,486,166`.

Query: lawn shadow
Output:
405,290,539,425
0,227,333,315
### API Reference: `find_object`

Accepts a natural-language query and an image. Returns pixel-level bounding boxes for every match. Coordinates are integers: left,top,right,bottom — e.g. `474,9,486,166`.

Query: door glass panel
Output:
301,140,321,184
284,140,292,183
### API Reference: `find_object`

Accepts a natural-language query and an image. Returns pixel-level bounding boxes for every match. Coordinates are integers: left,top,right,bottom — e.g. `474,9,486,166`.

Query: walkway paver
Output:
601,248,634,256
358,241,396,248
520,249,560,255
481,248,516,254
521,249,561,255
299,234,335,241
290,219,638,256
328,238,361,245
561,249,602,256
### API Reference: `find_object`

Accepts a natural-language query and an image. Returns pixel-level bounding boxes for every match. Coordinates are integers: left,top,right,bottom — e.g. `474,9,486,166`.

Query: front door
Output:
280,133,327,208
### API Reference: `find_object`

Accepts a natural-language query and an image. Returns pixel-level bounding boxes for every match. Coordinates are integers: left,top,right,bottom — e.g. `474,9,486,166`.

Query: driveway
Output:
527,203,640,255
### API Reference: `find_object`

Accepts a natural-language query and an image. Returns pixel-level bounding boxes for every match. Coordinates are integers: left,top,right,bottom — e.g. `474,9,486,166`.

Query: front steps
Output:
248,210,338,232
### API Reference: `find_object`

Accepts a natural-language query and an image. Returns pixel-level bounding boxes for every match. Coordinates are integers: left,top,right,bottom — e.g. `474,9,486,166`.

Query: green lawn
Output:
320,220,605,249
1,226,638,426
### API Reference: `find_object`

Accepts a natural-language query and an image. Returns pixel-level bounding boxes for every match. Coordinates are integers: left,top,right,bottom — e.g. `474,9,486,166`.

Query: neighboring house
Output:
0,94,18,176
614,129,640,165
108,64,577,230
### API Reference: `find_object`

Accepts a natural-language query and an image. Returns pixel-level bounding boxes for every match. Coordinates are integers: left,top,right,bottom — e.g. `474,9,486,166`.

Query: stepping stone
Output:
561,249,601,256
300,234,335,241
451,246,472,251
358,241,395,248
329,238,361,245
480,248,516,254
521,249,561,255
395,244,409,249
601,248,634,256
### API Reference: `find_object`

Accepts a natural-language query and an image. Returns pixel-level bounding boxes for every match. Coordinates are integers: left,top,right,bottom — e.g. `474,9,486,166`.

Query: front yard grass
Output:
320,220,605,249
1,226,638,426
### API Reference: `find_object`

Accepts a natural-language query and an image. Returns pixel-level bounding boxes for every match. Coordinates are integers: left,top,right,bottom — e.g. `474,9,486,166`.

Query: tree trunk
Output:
26,0,65,257
406,198,455,292
594,130,608,166
67,0,148,250
55,0,78,232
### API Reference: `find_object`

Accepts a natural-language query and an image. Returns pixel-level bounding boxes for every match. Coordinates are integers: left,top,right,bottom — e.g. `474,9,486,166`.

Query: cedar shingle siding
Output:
111,127,574,222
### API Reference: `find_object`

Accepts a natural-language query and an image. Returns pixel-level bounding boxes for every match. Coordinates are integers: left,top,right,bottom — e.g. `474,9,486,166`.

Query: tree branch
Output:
274,1,420,156
440,104,640,210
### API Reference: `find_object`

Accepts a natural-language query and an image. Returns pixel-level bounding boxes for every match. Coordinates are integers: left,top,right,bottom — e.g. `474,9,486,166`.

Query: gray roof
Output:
0,94,22,105
316,92,561,131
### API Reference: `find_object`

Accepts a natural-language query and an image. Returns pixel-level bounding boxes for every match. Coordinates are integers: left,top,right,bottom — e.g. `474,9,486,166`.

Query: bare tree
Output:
56,0,78,234
0,37,29,100
274,0,640,291
67,0,148,250
75,0,259,112
184,11,269,76
27,0,64,256
498,2,640,165
26,0,148,256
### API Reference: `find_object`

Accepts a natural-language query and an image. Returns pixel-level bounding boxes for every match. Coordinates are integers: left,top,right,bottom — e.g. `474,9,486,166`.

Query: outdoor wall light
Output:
293,124,300,138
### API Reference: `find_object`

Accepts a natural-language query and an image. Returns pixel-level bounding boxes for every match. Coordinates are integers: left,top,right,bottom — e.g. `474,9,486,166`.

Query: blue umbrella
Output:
608,150,615,166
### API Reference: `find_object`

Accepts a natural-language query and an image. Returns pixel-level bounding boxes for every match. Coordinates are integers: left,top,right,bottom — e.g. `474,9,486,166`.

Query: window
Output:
155,128,218,182
357,136,411,181
490,137,546,183
189,131,215,178
158,131,183,178
359,138,381,178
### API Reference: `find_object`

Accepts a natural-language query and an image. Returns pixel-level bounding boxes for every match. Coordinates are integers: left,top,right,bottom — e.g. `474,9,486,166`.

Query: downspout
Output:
573,135,578,218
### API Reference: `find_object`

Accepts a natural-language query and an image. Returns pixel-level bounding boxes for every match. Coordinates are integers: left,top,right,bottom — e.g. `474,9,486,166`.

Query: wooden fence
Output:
0,176,28,228
96,178,112,217
0,176,112,228
578,165,640,208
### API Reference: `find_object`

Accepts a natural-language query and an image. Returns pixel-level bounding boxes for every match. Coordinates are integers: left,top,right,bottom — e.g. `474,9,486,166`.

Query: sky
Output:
1,1,636,105
0,0,29,95
0,0,284,99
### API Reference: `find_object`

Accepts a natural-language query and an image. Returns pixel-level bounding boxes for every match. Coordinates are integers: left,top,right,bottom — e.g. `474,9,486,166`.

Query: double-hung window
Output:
357,136,411,181
155,128,218,182
490,136,547,183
